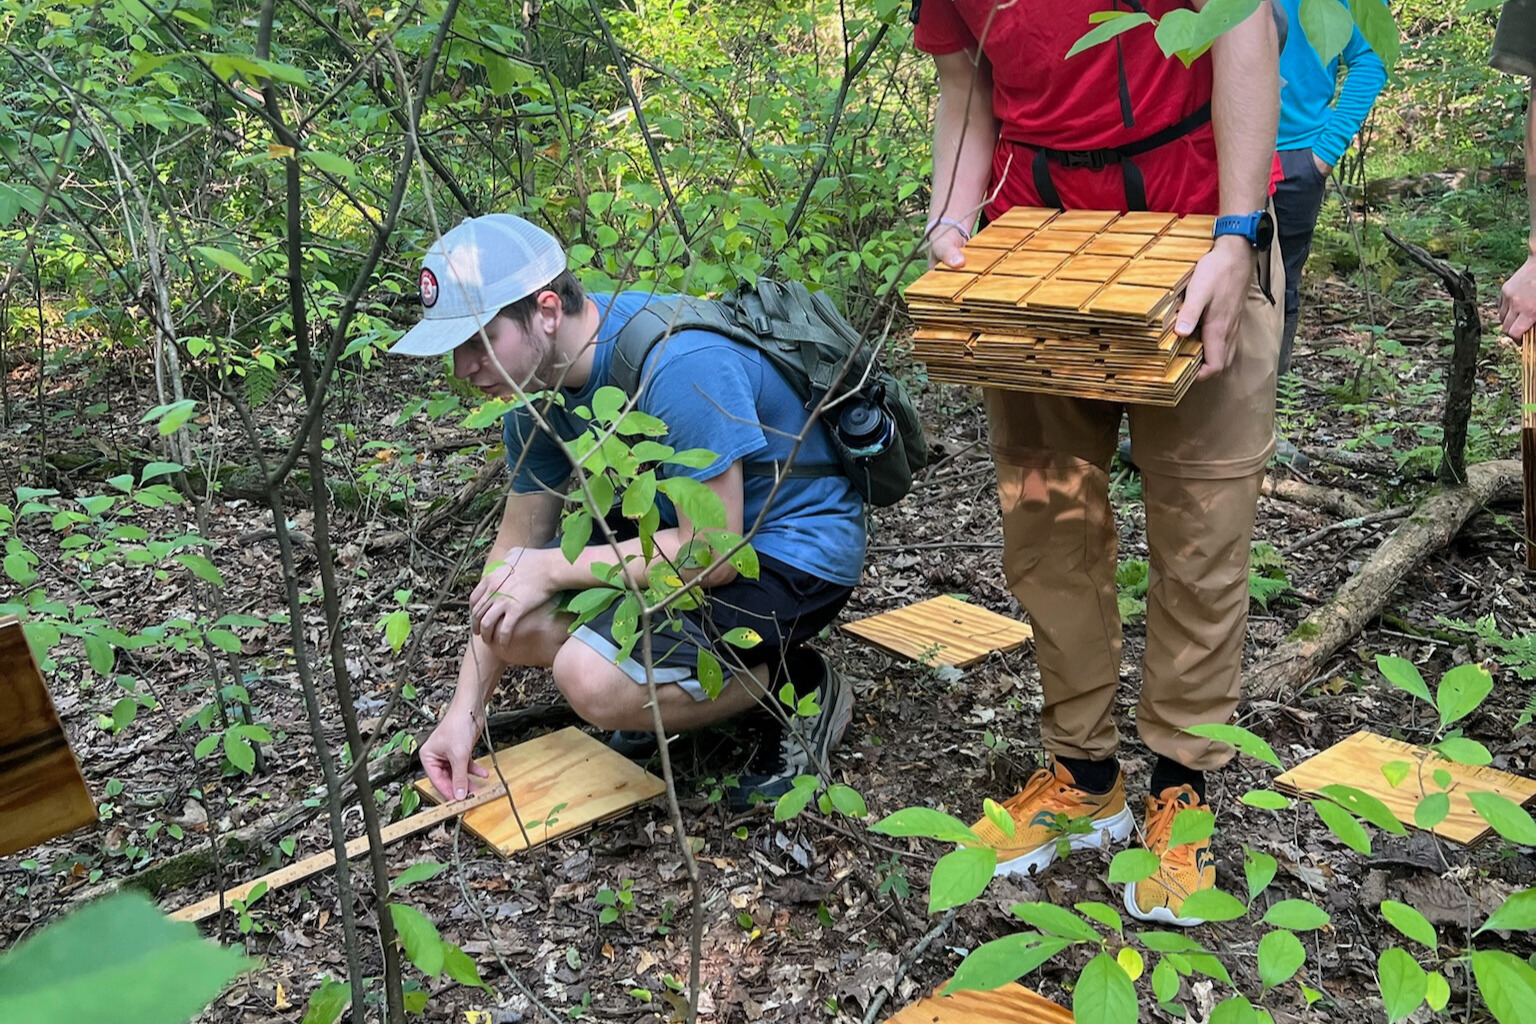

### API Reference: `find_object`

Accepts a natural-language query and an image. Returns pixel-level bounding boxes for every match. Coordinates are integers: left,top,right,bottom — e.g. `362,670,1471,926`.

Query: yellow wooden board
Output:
0,618,96,856
990,207,1060,230
886,982,1073,1024
413,727,666,857
1273,730,1536,847
841,596,1033,668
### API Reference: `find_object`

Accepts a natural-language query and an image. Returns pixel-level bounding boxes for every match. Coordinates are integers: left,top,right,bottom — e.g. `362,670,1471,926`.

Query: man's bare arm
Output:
927,49,998,268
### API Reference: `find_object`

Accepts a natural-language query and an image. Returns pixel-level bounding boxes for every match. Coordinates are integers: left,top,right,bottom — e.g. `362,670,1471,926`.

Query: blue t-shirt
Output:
502,292,866,587
1276,0,1387,166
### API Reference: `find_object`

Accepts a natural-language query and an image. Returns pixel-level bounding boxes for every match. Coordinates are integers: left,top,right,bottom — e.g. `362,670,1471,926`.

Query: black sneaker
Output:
726,649,853,811
608,730,659,760
1273,436,1310,471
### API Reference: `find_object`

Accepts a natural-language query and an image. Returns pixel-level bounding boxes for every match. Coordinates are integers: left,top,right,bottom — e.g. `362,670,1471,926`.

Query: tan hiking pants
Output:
986,243,1282,771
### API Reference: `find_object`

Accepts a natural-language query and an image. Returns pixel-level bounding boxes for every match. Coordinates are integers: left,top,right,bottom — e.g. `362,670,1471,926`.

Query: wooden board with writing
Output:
413,727,666,857
0,618,97,857
1273,730,1536,847
841,596,1033,669
885,982,1073,1024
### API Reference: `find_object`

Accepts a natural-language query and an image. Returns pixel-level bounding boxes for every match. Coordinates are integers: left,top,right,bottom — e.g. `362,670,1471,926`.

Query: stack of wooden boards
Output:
906,207,1216,406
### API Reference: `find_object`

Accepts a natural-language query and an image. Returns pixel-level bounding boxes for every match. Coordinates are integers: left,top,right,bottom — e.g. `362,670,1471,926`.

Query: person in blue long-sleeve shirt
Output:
1274,0,1387,384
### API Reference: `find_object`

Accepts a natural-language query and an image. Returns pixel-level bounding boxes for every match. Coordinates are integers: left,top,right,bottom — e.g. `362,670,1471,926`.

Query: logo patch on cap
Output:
419,268,439,308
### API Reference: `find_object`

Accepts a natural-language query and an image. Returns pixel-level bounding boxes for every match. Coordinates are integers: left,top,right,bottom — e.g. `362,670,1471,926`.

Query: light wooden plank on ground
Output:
841,596,1033,668
1273,730,1536,846
413,727,666,857
0,618,97,857
885,982,1073,1024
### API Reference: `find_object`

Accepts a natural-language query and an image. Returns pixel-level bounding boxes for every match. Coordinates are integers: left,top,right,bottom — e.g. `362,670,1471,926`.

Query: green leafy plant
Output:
596,878,637,925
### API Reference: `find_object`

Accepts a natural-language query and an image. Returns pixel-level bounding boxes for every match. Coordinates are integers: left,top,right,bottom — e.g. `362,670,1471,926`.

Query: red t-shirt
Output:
916,0,1269,217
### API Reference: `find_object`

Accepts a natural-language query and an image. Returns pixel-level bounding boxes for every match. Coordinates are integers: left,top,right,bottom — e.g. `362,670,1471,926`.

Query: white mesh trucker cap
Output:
389,214,568,357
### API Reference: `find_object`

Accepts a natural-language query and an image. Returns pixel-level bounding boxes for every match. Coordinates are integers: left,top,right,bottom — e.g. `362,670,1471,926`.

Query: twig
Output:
1280,504,1413,557
860,908,958,1024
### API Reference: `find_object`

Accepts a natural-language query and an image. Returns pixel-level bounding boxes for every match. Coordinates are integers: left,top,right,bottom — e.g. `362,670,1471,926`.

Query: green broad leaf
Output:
402,989,429,1013
1377,946,1427,1022
1311,797,1372,854
3,552,35,586
561,510,593,564
1425,970,1451,1011
664,448,718,469
441,942,489,990
1066,12,1153,59
631,441,675,463
1299,0,1355,64
1381,760,1413,788
223,733,255,774
1433,768,1453,789
389,862,446,893
1480,888,1536,934
1137,930,1206,954
929,846,996,913
1415,791,1450,830
1175,888,1248,923
1467,791,1536,845
388,904,444,976
1318,784,1407,835
1152,958,1181,1003
617,410,669,437
84,634,115,675
206,629,242,654
302,150,356,178
697,649,724,700
140,461,183,483
1376,654,1432,705
1208,995,1258,1024
1436,663,1493,728
300,979,349,1024
1182,722,1282,769
1107,847,1161,883
380,610,410,654
870,807,981,844
1349,0,1400,67
1168,807,1216,848
141,399,198,436
1257,928,1306,989
657,476,727,530
112,698,138,732
719,627,762,649
1074,901,1124,935
1240,789,1291,810
591,386,627,424
827,785,867,818
193,245,253,281
1010,901,1102,943
984,798,1015,839
0,891,251,1024
1244,849,1278,902
727,541,760,580
1381,900,1437,947
773,783,815,821
176,552,224,586
1472,949,1536,1024
194,733,220,760
1262,899,1329,931
1433,736,1493,766
1073,951,1139,1024
622,471,658,518
942,933,1072,994
1185,952,1235,987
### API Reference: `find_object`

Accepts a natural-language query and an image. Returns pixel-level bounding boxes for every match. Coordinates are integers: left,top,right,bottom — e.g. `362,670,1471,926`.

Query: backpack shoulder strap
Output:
609,296,746,397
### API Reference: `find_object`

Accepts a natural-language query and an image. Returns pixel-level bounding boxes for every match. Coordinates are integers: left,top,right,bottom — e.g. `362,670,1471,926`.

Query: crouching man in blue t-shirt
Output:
391,215,865,811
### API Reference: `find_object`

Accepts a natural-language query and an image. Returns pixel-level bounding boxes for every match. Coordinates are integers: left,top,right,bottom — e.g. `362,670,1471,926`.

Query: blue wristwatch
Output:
1212,210,1275,251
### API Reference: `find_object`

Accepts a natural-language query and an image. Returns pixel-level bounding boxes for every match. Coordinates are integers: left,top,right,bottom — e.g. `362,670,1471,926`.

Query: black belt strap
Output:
1022,101,1213,211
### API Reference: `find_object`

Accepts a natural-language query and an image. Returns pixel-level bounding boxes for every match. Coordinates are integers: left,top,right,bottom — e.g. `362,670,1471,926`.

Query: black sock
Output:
1150,756,1206,801
779,646,825,698
1055,755,1120,795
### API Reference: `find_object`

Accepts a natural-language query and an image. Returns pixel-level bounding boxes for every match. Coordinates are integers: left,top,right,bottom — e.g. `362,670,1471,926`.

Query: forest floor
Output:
4,205,1536,1024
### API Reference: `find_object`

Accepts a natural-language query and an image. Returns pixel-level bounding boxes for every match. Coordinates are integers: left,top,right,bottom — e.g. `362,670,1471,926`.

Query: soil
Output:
2,264,1534,1024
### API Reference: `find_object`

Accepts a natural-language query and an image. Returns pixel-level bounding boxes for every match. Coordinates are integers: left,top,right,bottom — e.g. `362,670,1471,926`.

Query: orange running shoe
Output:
971,760,1134,879
1124,785,1217,926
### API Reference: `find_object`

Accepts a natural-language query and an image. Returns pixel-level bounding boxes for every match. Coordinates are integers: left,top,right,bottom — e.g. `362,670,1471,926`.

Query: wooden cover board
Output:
841,596,1033,668
1273,730,1536,846
0,618,96,856
885,982,1073,1024
413,727,666,857
1524,328,1535,569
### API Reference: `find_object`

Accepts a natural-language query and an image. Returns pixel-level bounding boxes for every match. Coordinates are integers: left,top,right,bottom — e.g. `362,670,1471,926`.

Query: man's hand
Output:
1501,254,1536,340
1311,153,1333,178
1177,237,1258,381
927,225,968,270
420,705,489,801
471,547,555,650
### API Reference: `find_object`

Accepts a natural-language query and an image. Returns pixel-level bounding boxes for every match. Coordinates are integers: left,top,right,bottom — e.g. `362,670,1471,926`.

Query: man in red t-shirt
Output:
915,0,1283,926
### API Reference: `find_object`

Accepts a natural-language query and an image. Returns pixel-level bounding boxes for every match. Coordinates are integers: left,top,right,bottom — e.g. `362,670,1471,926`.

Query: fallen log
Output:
1245,460,1521,703
1260,477,1373,520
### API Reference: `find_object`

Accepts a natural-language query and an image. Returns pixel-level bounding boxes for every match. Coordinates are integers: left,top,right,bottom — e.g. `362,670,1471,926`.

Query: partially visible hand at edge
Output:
1500,253,1536,340
927,226,968,270
1178,237,1258,381
420,705,489,801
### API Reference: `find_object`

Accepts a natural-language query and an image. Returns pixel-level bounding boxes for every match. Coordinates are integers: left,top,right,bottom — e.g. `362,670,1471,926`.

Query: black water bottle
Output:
836,397,894,460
